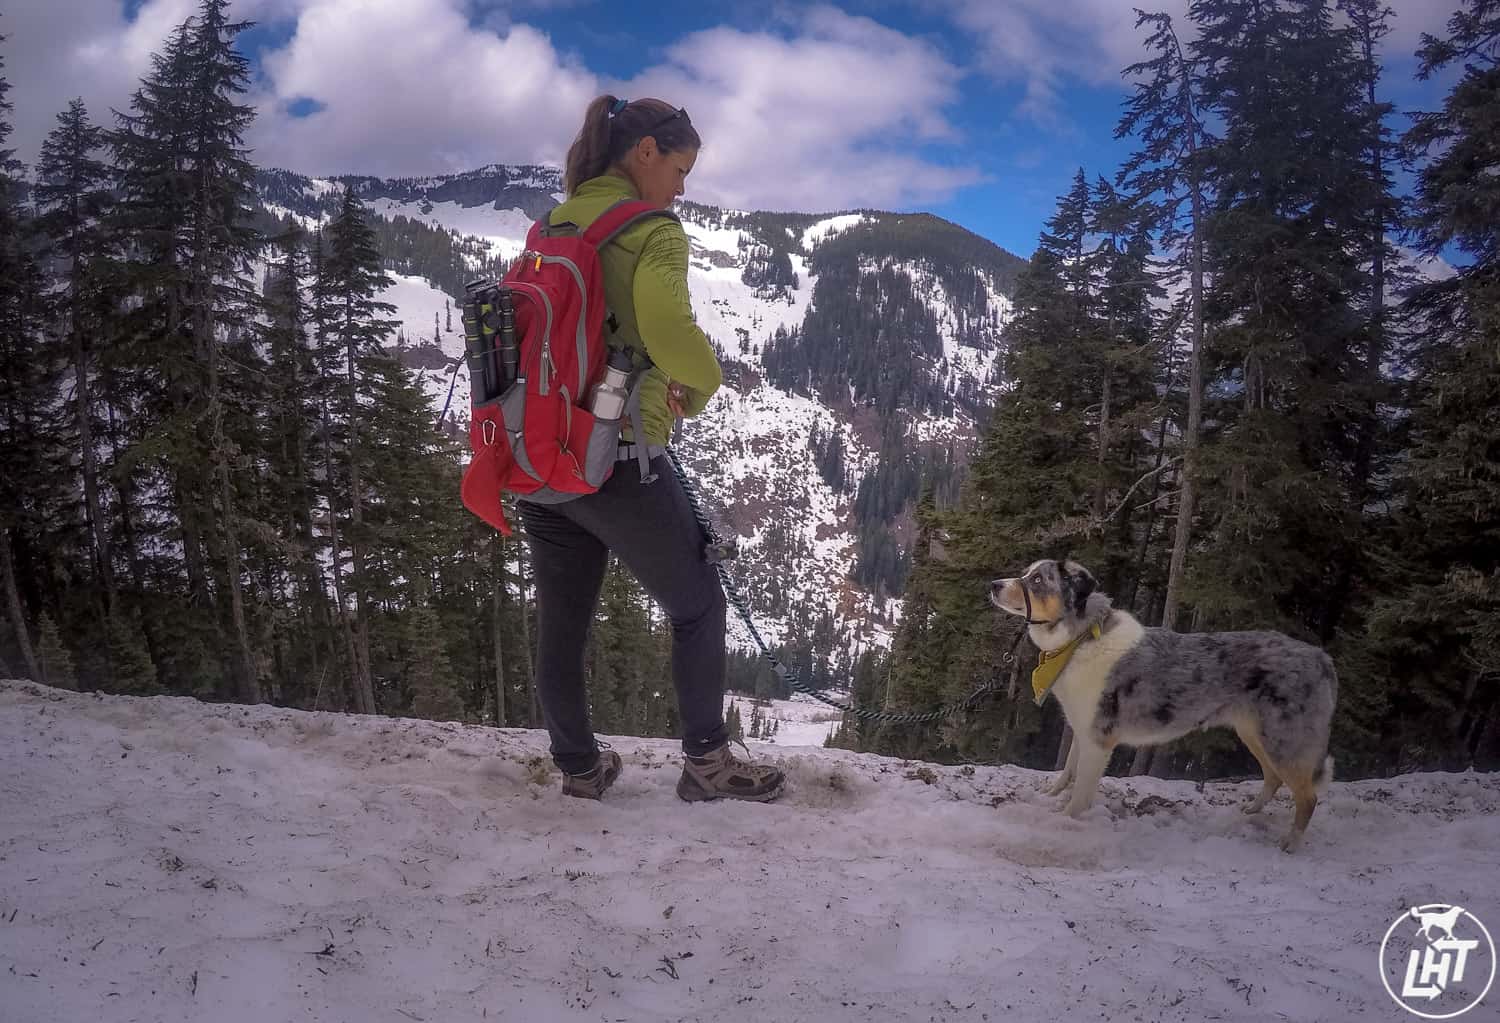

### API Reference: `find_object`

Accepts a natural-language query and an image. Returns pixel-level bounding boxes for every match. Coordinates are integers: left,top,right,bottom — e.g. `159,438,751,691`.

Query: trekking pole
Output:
497,289,518,390
462,281,496,404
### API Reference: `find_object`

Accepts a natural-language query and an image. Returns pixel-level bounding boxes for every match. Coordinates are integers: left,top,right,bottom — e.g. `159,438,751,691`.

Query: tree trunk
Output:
288,345,336,690
70,252,114,603
1094,372,1112,521
1094,311,1116,522
343,332,376,715
1,531,41,681
517,540,539,727
317,388,364,713
216,436,261,704
1127,362,1177,613
491,537,507,727
178,477,215,610
1160,103,1205,635
1158,22,1207,638
1325,29,1389,643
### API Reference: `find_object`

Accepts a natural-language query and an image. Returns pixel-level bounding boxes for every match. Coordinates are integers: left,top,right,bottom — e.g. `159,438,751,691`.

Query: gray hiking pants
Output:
518,454,730,774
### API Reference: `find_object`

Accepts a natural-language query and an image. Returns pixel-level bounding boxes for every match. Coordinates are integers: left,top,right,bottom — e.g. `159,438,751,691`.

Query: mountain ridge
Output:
252,163,1024,673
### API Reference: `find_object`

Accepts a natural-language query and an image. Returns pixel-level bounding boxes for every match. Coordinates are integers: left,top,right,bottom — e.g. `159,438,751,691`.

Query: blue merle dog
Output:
989,559,1338,852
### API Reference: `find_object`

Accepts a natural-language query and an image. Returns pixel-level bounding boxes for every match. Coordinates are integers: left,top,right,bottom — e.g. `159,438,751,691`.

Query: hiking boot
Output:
561,747,622,800
677,742,785,803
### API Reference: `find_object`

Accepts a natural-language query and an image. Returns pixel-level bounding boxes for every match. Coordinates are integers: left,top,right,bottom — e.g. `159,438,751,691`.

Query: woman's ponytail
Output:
562,95,701,197
562,94,618,197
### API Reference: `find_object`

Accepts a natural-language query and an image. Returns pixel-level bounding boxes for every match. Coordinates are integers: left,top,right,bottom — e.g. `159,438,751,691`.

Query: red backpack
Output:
459,199,677,535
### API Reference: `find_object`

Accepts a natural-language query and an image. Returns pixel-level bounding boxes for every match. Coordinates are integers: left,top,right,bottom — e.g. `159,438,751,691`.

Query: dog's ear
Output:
1065,561,1096,615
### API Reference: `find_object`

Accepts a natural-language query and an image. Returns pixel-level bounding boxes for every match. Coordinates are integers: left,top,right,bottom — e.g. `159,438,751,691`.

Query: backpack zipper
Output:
535,254,591,396
509,279,557,394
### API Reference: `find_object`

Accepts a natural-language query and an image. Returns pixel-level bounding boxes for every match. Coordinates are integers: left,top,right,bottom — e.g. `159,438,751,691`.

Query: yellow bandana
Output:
1031,623,1103,705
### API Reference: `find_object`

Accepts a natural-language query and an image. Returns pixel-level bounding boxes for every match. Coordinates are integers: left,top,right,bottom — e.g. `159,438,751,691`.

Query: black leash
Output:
665,446,1024,725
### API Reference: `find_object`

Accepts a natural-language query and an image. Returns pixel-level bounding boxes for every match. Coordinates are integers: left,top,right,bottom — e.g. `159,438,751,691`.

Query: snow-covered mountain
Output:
254,165,1025,662
6,679,1497,1023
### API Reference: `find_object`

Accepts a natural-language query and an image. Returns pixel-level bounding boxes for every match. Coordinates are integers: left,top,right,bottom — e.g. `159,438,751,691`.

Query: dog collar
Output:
1031,622,1103,706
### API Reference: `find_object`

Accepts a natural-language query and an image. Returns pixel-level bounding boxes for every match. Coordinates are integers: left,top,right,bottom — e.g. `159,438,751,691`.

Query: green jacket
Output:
548,174,722,445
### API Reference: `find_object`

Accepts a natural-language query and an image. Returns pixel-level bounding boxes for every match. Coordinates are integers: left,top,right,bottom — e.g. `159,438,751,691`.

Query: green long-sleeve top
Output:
548,174,722,445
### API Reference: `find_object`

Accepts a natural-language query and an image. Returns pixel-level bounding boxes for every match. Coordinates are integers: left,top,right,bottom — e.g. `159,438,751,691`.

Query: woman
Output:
519,95,785,804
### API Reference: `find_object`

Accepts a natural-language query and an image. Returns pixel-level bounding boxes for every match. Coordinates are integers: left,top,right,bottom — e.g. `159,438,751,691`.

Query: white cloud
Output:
5,0,982,212
612,6,982,210
238,0,983,210
4,0,194,165
246,0,597,176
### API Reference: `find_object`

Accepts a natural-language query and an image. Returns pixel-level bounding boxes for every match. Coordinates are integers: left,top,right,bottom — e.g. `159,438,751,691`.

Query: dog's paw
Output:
1043,776,1072,797
1241,801,1264,816
1278,831,1305,854
1065,801,1093,820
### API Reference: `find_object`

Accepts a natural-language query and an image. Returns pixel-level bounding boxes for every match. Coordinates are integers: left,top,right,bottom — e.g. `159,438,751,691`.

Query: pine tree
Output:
1187,0,1369,638
188,0,265,705
0,30,68,685
1345,0,1500,771
1404,0,1499,336
106,610,160,695
405,600,463,721
35,99,118,602
106,2,266,701
1337,0,1403,517
37,614,77,690
259,226,342,705
314,189,399,714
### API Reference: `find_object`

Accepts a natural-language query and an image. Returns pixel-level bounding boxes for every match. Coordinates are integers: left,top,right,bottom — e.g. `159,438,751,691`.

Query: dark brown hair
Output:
562,95,701,197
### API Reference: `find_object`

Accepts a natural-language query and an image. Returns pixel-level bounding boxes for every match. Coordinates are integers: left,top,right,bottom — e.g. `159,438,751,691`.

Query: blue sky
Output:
10,0,1460,259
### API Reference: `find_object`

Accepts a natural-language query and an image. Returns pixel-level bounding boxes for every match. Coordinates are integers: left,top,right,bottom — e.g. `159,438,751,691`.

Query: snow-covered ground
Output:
4,679,1498,1023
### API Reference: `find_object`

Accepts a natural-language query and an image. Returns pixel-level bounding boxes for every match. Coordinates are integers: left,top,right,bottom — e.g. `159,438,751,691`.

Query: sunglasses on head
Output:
644,107,689,135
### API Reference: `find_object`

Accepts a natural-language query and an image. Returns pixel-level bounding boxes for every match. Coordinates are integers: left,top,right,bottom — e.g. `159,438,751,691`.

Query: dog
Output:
989,559,1338,852
1409,906,1466,942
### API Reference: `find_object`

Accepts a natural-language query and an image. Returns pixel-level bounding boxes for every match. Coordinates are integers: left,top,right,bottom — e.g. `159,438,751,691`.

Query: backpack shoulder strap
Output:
583,199,680,250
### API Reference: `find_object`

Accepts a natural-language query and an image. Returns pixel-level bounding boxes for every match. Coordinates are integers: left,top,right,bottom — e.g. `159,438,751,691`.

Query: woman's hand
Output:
666,381,688,418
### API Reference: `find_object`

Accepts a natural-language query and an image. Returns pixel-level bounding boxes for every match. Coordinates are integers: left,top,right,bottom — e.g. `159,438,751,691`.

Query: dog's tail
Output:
1315,754,1335,798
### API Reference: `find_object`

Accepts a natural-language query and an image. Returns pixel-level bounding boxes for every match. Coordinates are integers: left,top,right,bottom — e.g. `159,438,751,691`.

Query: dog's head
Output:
988,559,1098,626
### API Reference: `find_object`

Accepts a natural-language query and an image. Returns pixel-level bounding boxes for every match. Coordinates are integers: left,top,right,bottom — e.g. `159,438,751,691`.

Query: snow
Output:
682,256,810,357
302,177,341,199
261,200,324,233
379,273,470,420
680,219,751,261
371,198,537,259
4,679,1498,1023
801,214,868,250
724,693,843,748
684,382,892,652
